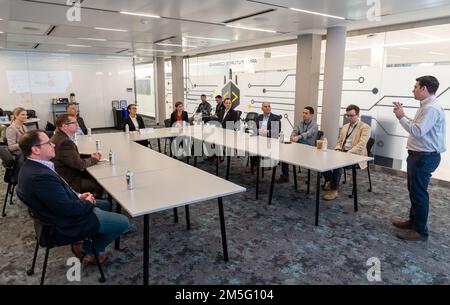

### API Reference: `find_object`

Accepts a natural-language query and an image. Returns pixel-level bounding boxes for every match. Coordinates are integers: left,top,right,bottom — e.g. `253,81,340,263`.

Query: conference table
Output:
0,118,40,129
120,126,373,226
75,133,246,285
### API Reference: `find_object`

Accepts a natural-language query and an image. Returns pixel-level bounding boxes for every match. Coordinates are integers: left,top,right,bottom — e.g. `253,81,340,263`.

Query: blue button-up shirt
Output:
291,119,318,146
399,95,446,153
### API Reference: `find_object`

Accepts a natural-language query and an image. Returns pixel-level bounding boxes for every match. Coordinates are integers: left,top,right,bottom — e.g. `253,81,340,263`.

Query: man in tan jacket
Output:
322,104,371,201
51,114,103,196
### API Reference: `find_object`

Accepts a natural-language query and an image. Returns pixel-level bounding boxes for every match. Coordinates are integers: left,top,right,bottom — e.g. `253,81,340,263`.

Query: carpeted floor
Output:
0,138,449,285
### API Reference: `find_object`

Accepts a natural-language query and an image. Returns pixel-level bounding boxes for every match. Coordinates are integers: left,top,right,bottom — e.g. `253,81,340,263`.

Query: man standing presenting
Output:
393,75,446,241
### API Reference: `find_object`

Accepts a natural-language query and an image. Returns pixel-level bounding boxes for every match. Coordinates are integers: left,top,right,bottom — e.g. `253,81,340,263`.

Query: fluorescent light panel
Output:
136,48,173,53
156,43,197,48
79,38,107,41
226,24,276,33
66,44,91,47
94,27,128,32
289,7,345,20
120,11,160,18
184,35,230,42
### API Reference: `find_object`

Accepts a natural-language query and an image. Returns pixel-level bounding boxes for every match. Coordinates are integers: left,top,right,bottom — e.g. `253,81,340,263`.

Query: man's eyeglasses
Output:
346,114,357,118
34,140,53,147
65,121,78,125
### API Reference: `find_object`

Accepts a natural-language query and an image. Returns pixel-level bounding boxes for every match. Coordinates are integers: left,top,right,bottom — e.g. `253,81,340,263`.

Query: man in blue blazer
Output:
17,130,129,264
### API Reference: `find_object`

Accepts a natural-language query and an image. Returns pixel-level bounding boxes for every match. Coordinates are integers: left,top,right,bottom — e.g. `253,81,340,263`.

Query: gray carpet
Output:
1,140,449,285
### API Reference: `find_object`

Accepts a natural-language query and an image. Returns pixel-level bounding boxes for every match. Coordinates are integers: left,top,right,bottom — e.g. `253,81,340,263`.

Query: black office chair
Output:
3,110,12,121
0,146,18,217
45,121,56,132
342,137,375,192
235,110,242,121
26,110,37,118
16,194,106,285
244,112,258,123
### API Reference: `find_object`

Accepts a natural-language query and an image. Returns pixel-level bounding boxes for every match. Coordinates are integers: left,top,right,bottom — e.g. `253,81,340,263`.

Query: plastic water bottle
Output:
125,124,130,134
96,140,101,151
126,170,134,190
279,131,284,143
109,150,116,165
322,137,328,151
87,128,92,137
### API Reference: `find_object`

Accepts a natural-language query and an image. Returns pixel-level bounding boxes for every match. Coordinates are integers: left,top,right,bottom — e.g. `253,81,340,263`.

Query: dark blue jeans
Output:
407,154,441,237
81,200,129,255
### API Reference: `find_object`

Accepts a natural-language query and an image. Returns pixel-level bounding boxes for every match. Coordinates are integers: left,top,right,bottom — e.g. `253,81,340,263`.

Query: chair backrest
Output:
26,110,37,118
17,191,55,247
45,121,56,132
3,110,12,120
235,110,242,122
317,130,324,141
164,118,171,128
0,145,15,169
244,112,258,123
367,137,375,156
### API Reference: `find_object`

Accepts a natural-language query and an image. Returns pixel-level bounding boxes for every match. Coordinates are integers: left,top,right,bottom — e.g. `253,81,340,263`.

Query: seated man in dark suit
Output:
217,98,239,129
66,102,87,135
247,102,281,173
51,114,103,196
256,102,281,137
17,130,129,264
122,104,149,147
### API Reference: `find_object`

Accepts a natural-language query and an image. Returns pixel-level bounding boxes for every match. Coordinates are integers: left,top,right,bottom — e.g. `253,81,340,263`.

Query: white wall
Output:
0,50,135,128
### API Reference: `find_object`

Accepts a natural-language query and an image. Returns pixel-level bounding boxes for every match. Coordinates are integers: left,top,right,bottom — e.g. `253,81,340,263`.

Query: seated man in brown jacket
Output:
51,114,103,196
322,104,371,201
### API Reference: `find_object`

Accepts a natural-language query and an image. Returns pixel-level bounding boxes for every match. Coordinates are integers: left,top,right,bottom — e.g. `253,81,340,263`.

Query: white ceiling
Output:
1,0,450,57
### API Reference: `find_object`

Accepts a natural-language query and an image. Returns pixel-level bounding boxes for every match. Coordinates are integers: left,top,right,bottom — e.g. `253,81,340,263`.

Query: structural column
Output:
321,26,347,148
155,57,166,125
294,34,322,126
171,56,184,108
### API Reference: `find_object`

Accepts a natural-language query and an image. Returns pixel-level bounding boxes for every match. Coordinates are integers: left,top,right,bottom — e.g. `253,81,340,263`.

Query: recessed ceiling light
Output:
397,47,410,50
184,35,230,42
67,44,92,48
429,51,445,55
120,11,160,18
136,48,173,53
226,24,276,33
79,38,107,41
94,27,128,32
156,43,197,48
289,7,345,20
0,31,4,34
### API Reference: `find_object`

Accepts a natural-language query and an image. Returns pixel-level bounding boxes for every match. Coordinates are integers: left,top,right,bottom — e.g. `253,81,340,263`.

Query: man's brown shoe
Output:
71,242,85,260
82,254,106,265
322,190,338,201
276,175,289,184
392,219,413,230
396,230,427,241
322,182,332,192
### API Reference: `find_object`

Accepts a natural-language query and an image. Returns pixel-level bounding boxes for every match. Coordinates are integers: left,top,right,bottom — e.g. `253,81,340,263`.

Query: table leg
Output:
143,215,149,285
293,165,298,191
352,165,358,212
256,157,260,200
113,197,121,250
217,197,228,262
157,138,161,153
315,172,321,226
173,208,178,223
185,205,191,230
216,155,219,176
226,156,231,180
307,169,311,195
268,166,277,205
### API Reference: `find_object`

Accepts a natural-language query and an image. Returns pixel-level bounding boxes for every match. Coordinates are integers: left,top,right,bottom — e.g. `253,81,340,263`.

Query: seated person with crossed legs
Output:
17,130,129,264
322,104,370,201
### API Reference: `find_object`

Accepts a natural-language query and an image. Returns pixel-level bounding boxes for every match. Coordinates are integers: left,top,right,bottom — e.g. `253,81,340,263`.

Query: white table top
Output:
96,164,246,217
180,126,373,172
76,134,183,178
